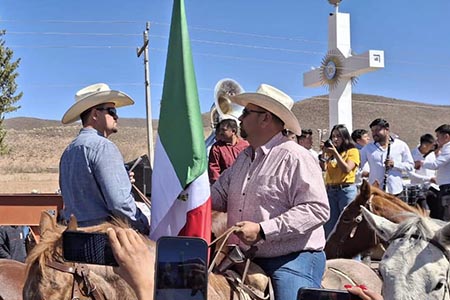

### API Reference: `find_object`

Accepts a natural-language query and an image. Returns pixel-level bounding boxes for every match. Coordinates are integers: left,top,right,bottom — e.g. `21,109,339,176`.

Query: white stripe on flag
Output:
150,136,183,235
150,170,210,239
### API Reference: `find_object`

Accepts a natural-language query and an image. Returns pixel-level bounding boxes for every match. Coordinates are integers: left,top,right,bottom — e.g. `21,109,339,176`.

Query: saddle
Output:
209,227,274,300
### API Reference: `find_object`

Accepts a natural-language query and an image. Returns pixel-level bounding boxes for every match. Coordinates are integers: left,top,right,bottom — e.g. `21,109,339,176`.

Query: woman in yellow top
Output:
321,124,360,238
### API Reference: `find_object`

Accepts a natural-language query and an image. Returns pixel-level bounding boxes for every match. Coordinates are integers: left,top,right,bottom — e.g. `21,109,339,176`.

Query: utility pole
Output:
137,22,154,169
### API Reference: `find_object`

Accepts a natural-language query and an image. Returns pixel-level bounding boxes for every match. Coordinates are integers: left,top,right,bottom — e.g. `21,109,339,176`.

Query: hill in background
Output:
2,93,449,177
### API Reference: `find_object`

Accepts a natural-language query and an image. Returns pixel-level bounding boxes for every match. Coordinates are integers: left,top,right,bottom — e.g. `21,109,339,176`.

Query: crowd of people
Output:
0,81,449,300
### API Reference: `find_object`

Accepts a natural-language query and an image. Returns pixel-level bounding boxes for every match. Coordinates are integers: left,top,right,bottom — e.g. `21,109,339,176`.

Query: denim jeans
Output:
253,250,326,300
324,184,357,238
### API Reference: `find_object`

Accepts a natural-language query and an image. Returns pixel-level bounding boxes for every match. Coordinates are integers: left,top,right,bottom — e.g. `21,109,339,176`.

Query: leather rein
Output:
46,261,106,300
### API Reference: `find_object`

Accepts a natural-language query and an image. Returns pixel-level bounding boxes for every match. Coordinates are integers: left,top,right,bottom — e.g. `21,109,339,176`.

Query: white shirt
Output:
423,141,450,186
309,148,320,164
360,138,414,194
409,146,436,187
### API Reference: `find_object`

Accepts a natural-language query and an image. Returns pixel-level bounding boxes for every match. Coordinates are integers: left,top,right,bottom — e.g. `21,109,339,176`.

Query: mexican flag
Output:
150,0,211,243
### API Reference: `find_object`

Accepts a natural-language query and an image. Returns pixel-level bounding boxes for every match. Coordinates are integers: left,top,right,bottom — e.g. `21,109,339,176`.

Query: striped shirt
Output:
211,132,329,258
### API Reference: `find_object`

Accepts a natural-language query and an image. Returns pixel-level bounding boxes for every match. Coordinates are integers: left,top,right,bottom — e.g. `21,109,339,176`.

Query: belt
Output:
326,183,354,190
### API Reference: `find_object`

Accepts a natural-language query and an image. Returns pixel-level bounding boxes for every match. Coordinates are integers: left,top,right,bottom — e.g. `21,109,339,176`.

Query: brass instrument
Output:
206,78,245,150
209,78,244,128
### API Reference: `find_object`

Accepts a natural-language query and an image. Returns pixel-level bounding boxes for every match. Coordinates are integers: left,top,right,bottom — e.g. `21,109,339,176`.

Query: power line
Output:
7,31,450,70
8,31,141,37
1,19,141,24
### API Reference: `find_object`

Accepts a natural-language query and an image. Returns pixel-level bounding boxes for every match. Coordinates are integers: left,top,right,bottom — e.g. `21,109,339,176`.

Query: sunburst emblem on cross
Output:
320,49,358,90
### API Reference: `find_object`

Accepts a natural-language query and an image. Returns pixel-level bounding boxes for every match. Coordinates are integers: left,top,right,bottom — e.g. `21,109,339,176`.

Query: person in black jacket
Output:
0,226,27,263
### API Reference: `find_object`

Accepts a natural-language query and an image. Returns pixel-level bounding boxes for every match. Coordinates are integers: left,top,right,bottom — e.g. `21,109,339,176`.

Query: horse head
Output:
325,180,427,259
325,180,380,259
23,211,142,300
362,207,450,300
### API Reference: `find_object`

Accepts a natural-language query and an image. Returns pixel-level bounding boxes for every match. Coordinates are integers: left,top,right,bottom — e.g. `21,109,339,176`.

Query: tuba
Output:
206,79,245,151
209,78,245,129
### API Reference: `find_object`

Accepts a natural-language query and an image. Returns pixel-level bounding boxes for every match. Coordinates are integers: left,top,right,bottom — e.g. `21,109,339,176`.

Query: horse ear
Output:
39,211,56,236
67,214,78,231
357,180,371,204
361,206,398,241
437,222,450,247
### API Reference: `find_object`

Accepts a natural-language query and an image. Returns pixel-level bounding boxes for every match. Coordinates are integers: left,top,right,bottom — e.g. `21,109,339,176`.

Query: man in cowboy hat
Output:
59,83,149,234
211,84,329,300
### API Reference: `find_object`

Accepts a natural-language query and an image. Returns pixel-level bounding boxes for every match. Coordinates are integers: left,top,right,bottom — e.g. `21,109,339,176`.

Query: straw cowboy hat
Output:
228,84,301,135
61,83,134,124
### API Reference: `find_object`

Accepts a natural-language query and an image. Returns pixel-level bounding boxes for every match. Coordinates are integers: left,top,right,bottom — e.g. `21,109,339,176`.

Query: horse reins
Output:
46,261,106,300
208,225,239,274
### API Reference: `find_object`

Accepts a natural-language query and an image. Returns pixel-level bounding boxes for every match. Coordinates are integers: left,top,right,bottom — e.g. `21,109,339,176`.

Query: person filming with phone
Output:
211,84,330,300
320,124,360,238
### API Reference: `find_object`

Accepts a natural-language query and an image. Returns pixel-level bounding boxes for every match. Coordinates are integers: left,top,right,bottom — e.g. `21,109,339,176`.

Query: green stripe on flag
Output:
158,0,207,187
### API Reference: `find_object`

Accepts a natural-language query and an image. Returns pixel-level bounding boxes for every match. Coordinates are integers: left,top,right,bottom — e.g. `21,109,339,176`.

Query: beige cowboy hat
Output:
228,84,301,135
61,83,134,124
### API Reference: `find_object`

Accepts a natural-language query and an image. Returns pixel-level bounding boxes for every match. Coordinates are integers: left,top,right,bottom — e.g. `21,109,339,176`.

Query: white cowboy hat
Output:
61,83,134,124
228,84,301,135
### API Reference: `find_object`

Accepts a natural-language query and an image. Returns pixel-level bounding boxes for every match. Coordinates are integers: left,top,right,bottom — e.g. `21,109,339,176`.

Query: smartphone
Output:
324,139,334,148
154,236,208,300
62,230,118,266
298,287,363,300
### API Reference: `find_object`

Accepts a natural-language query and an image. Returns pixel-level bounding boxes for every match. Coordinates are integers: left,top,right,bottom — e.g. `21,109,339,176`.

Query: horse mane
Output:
370,184,427,217
390,215,435,242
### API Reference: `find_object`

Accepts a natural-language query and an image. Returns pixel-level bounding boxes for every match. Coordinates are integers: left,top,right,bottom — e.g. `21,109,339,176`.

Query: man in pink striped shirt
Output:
211,84,329,300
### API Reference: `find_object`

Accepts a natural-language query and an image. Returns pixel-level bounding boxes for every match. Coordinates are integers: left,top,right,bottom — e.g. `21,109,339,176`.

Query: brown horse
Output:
22,212,235,300
0,259,26,300
325,180,428,259
22,211,382,299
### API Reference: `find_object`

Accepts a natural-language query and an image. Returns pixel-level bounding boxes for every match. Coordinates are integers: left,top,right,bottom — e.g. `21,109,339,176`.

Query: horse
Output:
0,259,26,300
362,206,450,300
22,211,237,300
23,211,382,299
325,180,427,259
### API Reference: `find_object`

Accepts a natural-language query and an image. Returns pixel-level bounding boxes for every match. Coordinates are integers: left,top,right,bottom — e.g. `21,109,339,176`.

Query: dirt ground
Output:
0,173,59,194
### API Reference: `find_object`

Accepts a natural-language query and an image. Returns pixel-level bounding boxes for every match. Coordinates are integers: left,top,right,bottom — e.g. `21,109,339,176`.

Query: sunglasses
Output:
96,107,118,118
241,108,267,118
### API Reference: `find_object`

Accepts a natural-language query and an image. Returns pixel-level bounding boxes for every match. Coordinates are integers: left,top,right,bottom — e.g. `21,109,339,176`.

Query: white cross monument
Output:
303,0,384,132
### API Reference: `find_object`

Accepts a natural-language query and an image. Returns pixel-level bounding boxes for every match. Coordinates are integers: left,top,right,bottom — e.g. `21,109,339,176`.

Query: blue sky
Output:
2,0,449,121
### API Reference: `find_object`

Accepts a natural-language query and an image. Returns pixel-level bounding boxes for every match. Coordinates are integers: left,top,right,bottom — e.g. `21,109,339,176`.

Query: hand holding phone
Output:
107,227,154,300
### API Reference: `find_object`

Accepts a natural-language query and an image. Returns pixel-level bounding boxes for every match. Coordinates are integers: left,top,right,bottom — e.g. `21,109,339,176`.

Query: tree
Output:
0,30,22,155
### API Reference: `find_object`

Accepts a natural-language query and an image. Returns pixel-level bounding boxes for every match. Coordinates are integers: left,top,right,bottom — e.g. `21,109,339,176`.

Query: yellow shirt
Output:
325,148,360,185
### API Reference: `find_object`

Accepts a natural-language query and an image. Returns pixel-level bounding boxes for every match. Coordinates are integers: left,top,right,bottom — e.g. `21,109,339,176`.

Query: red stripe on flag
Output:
178,197,212,244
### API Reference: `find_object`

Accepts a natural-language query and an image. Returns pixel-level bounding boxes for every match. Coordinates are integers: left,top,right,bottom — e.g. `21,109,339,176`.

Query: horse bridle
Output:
46,261,106,300
339,195,379,247
391,234,450,300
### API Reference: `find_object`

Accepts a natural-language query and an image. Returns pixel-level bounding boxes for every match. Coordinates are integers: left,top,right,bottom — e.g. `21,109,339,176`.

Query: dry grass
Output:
1,93,449,193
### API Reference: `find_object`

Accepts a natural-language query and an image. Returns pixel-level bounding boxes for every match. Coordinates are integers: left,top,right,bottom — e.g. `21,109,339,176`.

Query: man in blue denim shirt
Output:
59,83,149,234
